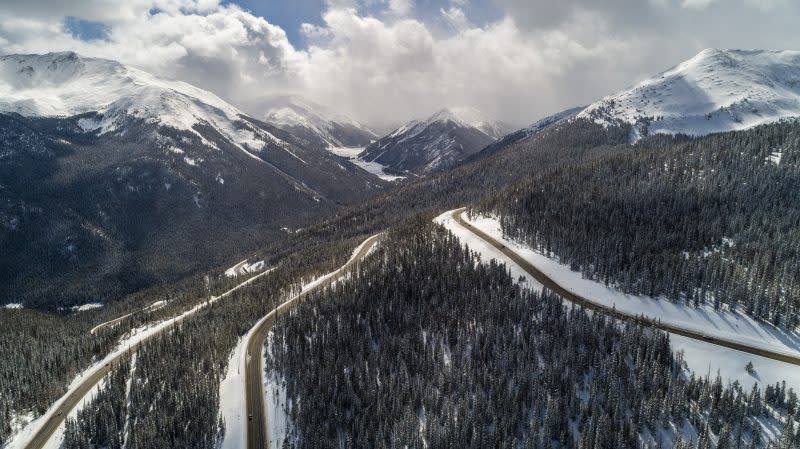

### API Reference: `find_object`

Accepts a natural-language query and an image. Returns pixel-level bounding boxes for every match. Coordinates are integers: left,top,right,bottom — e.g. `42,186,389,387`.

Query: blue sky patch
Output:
63,16,110,41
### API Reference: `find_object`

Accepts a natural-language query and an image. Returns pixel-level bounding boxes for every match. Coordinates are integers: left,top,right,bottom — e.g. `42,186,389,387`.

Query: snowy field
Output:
436,209,800,391
225,258,267,277
328,147,406,181
264,333,291,448
218,335,249,449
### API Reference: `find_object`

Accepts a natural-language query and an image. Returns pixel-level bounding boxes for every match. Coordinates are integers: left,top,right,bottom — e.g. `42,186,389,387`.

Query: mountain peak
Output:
262,95,376,148
579,48,800,140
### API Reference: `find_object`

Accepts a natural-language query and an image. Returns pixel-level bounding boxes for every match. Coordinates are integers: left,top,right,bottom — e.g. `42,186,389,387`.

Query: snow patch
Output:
766,149,783,165
218,336,248,449
328,146,405,181
71,302,104,312
225,259,267,278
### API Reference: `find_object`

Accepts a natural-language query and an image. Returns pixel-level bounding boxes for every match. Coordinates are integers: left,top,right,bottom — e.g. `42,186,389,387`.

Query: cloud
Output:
1,0,799,129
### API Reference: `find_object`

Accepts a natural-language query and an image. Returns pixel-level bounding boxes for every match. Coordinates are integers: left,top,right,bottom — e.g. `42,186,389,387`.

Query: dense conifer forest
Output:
265,222,799,448
480,121,800,328
28,234,366,448
4,120,800,448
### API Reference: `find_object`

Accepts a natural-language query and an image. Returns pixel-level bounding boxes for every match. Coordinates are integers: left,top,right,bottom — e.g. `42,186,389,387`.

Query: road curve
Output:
245,233,382,449
23,267,279,449
450,208,800,366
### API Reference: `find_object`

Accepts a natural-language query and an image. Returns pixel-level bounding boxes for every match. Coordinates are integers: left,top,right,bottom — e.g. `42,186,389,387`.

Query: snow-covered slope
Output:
0,52,287,155
0,52,386,308
579,49,800,140
471,106,584,161
443,106,510,139
263,96,377,149
359,107,504,175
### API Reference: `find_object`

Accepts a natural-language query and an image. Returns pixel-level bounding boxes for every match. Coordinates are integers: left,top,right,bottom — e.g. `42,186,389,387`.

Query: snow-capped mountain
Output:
359,107,506,175
0,51,289,155
0,52,385,307
263,96,377,149
579,49,800,140
443,106,511,139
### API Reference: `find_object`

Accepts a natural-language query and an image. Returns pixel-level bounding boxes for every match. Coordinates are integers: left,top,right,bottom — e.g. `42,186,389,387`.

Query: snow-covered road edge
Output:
436,208,800,391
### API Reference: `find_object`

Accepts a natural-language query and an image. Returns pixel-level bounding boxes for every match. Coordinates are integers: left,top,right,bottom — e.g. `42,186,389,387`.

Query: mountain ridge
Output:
579,48,800,140
0,52,385,308
359,107,505,175
263,96,377,149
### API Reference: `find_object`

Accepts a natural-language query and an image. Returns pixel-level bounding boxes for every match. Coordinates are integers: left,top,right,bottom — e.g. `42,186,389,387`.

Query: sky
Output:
0,0,797,130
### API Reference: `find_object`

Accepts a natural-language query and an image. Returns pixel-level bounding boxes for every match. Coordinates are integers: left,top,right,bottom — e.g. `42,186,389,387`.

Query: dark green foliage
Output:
0,111,384,309
42,234,367,448
267,224,797,448
482,121,800,327
63,358,131,449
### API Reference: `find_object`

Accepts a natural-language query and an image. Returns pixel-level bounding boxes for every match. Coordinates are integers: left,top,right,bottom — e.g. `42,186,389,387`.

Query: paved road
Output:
23,345,136,449
451,208,800,366
24,267,278,449
245,234,382,449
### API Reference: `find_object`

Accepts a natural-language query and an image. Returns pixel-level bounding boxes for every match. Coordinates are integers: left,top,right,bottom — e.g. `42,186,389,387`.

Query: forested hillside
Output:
480,120,800,328
6,114,800,448
32,233,368,449
266,222,799,448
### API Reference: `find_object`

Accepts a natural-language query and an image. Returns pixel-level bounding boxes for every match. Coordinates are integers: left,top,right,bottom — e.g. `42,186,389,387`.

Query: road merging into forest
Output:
450,208,800,366
22,266,278,449
245,233,382,449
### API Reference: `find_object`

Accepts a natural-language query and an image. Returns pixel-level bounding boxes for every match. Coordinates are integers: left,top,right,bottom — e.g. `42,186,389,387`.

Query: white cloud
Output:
441,6,471,31
680,0,715,9
388,0,413,16
1,0,799,129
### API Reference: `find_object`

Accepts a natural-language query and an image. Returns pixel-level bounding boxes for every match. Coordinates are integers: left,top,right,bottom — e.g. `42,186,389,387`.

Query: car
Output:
57,411,62,416
702,335,715,341
248,414,253,421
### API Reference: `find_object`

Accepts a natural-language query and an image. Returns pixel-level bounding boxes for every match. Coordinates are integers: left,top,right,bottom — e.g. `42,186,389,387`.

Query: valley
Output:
2,16,800,448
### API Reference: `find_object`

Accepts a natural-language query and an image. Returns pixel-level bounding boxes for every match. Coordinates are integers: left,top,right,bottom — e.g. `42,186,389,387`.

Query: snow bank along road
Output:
245,233,383,449
89,300,167,335
19,266,278,449
448,208,800,366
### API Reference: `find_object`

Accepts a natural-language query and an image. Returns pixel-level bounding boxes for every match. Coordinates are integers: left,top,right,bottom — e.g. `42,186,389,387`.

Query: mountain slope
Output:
467,106,584,162
263,96,377,149
0,52,385,308
579,48,800,140
359,108,501,175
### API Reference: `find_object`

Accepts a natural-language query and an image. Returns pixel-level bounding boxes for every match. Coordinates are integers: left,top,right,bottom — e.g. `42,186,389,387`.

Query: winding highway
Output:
245,233,382,449
23,210,798,449
449,208,800,366
22,266,277,449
